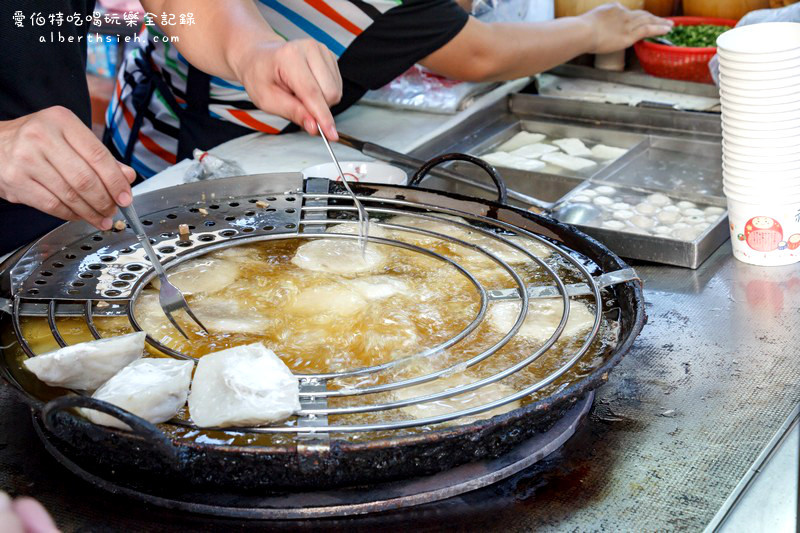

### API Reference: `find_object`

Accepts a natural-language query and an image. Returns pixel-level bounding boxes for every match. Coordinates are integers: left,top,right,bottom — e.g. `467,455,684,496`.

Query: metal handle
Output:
337,134,548,209
119,204,169,280
410,153,509,205
42,395,181,460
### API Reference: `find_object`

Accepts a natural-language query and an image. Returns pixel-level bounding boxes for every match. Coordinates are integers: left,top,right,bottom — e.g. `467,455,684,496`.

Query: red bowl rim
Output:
635,16,739,53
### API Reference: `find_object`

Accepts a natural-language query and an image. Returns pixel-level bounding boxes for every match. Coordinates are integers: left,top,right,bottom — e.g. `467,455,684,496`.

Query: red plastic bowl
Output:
634,16,738,84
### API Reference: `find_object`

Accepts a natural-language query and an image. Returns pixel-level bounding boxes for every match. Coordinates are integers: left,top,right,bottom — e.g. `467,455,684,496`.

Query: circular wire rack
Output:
6,184,634,439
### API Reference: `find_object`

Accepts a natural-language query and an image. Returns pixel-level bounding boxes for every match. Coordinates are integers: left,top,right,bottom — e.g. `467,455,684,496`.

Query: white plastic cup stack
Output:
716,22,800,266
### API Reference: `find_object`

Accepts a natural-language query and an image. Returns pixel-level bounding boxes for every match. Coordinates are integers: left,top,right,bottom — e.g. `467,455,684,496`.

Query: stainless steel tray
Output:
409,94,725,269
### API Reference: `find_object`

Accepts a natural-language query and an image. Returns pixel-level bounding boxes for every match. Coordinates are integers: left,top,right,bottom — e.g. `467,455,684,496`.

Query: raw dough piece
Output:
653,226,672,236
673,227,702,241
188,343,300,428
704,206,725,216
136,292,269,336
23,332,145,391
602,220,626,230
611,202,631,210
661,205,680,213
613,210,634,220
496,131,546,152
671,222,689,230
481,152,546,172
677,201,696,209
540,152,597,171
581,189,598,197
571,195,591,203
508,143,559,159
552,138,592,157
706,214,721,223
631,215,655,229
292,238,385,275
487,298,595,344
153,257,239,296
685,215,706,225
635,202,658,215
646,193,671,206
326,222,391,240
83,358,193,429
590,144,627,160
657,210,681,224
593,196,613,206
594,185,616,195
682,208,704,217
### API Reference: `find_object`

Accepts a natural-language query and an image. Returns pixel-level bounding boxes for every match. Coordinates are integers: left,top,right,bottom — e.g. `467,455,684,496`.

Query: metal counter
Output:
1,240,798,531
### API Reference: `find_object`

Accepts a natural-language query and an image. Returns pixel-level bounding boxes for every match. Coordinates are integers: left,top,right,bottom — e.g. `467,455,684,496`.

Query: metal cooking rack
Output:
4,180,638,439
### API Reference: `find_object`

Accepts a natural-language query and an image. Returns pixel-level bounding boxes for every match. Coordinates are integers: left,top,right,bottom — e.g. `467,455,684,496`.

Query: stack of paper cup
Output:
717,22,800,266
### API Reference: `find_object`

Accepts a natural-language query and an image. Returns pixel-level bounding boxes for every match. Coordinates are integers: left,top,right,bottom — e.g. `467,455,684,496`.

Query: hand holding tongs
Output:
118,204,208,339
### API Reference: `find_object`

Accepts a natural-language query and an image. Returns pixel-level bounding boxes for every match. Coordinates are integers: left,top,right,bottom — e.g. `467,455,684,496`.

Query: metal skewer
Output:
118,204,208,339
317,123,369,254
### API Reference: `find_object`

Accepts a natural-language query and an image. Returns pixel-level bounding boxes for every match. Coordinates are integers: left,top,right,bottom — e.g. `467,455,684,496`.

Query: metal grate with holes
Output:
3,174,639,439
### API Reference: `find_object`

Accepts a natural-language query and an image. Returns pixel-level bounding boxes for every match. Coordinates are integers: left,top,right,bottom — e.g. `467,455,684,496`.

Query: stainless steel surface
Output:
5,173,627,436
709,405,799,532
547,64,721,100
2,243,797,530
317,124,369,253
119,204,208,338
409,94,727,268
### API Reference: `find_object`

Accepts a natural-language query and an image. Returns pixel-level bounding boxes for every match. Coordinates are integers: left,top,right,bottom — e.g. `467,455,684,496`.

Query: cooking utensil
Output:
337,133,601,224
118,204,208,339
317,123,369,254
0,170,644,493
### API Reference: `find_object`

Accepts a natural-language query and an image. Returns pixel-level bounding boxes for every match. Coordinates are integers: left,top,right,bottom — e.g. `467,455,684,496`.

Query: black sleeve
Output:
333,0,469,111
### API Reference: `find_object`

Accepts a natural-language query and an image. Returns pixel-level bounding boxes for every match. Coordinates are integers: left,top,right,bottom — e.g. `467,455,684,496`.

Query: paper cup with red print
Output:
726,196,800,266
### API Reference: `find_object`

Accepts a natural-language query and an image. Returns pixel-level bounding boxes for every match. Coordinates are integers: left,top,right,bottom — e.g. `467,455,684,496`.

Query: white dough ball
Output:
593,195,613,206
595,185,616,195
671,222,689,229
653,226,672,235
613,210,634,220
602,220,626,230
685,215,706,225
704,206,725,216
635,202,658,215
571,195,591,203
677,201,696,209
706,214,721,223
581,189,598,197
611,202,631,210
631,215,655,229
682,208,704,217
661,205,680,213
673,227,702,241
646,193,671,206
657,210,681,224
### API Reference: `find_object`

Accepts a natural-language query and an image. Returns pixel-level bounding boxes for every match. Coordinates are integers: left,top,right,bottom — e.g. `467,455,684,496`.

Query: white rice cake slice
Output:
393,371,521,424
507,143,559,160
136,291,269,336
540,152,597,172
325,222,392,240
481,152,546,172
552,138,592,157
153,257,239,296
486,298,595,344
291,238,385,275
188,343,300,428
496,131,546,152
23,332,145,391
288,277,407,317
82,358,193,429
590,144,628,160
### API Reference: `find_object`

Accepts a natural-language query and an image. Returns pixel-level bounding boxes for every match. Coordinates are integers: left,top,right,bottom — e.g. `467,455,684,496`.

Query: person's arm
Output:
140,0,342,139
420,4,673,82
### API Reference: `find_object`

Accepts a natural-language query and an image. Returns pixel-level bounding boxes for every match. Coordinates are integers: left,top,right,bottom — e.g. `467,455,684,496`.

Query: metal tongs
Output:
119,204,208,339
317,123,369,254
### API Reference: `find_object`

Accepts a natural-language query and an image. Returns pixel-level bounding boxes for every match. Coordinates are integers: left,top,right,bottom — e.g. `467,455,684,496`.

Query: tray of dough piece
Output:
408,94,727,268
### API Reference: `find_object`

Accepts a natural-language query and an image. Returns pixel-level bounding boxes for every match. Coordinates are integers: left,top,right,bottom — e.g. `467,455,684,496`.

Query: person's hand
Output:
0,491,60,533
580,2,674,54
0,106,136,231
231,39,343,140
